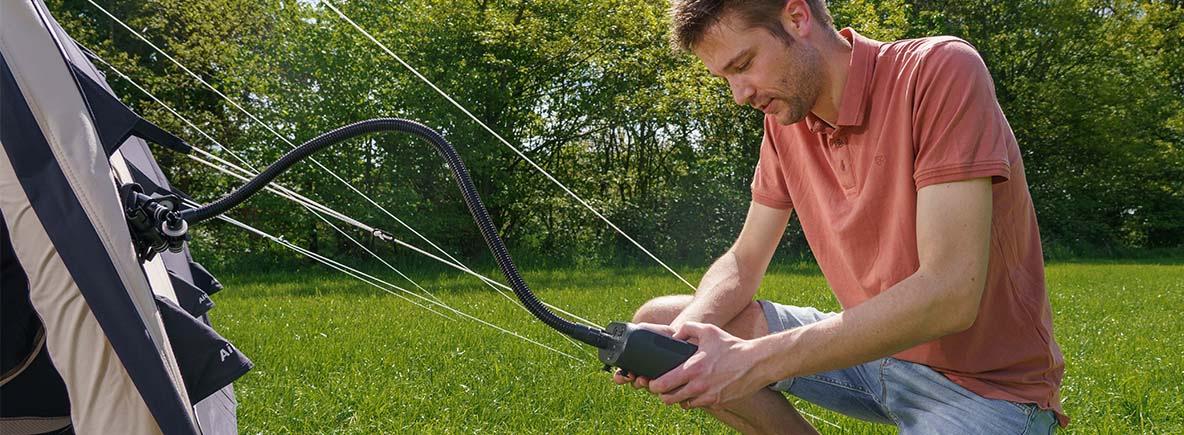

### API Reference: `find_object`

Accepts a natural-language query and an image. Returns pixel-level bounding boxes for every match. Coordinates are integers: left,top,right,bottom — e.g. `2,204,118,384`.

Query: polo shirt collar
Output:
805,28,880,133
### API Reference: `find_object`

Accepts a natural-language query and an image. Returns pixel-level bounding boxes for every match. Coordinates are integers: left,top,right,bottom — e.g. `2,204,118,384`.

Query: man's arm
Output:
652,177,993,408
672,201,793,329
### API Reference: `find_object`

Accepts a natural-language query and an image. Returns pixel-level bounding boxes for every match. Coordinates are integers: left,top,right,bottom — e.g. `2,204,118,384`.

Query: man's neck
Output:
810,32,854,127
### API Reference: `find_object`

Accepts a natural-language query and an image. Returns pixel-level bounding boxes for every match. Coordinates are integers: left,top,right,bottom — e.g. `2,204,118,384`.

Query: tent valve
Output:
121,183,190,262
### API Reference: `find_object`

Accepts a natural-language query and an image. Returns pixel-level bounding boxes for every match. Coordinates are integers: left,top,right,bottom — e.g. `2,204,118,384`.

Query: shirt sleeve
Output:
912,40,1014,190
751,116,794,209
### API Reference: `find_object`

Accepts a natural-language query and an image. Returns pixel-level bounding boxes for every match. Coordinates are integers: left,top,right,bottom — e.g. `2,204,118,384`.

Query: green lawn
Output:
209,260,1183,434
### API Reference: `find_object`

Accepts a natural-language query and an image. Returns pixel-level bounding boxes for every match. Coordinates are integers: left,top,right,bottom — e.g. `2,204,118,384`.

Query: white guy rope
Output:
321,0,696,290
194,144,601,328
86,0,495,284
189,150,601,358
86,50,449,306
90,44,597,350
85,0,601,328
186,152,450,305
210,209,582,362
318,3,843,430
86,6,836,430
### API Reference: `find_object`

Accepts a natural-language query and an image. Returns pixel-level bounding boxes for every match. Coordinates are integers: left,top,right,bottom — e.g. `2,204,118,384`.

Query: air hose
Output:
141,118,696,377
177,118,613,348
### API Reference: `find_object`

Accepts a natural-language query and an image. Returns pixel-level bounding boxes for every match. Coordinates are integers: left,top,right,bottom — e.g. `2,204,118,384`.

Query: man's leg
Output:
632,295,820,435
880,357,1060,434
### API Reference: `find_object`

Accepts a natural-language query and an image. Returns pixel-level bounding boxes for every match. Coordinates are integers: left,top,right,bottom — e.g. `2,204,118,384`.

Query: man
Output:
612,0,1067,433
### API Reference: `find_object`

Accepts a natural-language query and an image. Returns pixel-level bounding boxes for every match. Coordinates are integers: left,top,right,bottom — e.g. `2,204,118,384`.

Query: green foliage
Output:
900,0,1184,252
48,0,1183,270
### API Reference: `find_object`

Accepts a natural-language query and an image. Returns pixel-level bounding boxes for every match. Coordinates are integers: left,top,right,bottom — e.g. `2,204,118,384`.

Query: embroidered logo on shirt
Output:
875,154,886,167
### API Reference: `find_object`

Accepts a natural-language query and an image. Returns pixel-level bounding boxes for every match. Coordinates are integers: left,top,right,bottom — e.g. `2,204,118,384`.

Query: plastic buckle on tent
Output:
120,183,190,262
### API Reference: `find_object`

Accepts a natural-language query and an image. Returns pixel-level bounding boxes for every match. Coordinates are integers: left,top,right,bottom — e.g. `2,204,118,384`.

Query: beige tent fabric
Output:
0,153,163,435
0,1,196,432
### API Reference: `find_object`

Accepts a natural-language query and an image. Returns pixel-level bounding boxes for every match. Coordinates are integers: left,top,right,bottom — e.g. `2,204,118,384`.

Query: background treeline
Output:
50,0,1182,269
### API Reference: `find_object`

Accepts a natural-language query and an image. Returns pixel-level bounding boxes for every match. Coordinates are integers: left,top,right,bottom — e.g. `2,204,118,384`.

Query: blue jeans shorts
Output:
759,301,1060,434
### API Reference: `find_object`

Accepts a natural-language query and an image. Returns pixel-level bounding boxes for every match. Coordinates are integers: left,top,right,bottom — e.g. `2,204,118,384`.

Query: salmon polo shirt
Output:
751,29,1067,425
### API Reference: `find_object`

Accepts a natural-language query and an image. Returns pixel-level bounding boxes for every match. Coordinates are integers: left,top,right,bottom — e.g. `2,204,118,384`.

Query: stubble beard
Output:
771,42,823,126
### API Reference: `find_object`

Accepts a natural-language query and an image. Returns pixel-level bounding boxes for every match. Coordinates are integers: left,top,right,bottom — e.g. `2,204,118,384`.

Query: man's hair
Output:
669,0,833,51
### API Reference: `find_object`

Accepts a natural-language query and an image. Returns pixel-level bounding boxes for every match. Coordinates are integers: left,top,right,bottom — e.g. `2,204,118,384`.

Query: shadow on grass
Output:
211,260,826,299
211,255,1184,301
214,256,1180,299
1046,257,1184,266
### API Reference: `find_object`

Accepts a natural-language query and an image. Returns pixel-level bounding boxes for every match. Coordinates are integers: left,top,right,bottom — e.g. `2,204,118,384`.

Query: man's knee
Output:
727,300,770,339
632,295,692,324
632,295,769,339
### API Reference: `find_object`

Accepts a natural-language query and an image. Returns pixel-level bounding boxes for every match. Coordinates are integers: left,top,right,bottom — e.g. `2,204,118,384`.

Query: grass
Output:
208,260,1183,434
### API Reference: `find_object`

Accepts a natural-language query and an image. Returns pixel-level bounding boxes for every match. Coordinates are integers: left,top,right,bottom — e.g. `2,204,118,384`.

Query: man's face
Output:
693,13,823,126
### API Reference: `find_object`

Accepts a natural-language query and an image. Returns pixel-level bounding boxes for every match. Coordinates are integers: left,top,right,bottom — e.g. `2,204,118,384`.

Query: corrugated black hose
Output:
178,118,616,350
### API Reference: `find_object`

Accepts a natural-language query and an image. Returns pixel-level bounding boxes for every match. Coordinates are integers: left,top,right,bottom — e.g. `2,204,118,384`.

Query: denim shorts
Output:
759,301,1060,434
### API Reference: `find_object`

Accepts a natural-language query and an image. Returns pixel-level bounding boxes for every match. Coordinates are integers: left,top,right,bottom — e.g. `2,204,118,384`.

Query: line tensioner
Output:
122,118,697,378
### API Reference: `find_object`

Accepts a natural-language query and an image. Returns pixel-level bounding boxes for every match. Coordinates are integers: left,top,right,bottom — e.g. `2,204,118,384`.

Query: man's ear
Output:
781,0,814,39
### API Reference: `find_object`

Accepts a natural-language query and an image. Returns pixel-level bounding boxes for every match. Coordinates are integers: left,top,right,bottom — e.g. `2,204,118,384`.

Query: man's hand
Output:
645,322,772,410
610,323,676,390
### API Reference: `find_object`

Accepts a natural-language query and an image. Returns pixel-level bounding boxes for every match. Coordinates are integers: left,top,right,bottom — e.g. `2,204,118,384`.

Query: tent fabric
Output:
0,416,72,435
0,343,71,432
67,62,190,157
1,1,246,433
0,214,42,383
169,270,218,318
154,296,253,404
187,259,225,296
0,47,187,435
93,48,243,435
79,28,244,435
0,212,71,435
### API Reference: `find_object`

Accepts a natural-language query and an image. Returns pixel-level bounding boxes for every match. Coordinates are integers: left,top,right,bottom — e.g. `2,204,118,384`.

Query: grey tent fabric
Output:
1,1,246,433
154,296,252,405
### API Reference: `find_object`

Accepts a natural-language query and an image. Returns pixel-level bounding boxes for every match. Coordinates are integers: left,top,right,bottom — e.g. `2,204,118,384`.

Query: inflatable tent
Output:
2,1,250,433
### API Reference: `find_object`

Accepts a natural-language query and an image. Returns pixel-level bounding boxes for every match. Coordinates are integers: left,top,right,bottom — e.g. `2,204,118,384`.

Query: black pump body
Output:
598,322,698,379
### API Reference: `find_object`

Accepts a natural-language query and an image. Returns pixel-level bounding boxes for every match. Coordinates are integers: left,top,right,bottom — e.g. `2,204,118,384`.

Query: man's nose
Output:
729,80,753,106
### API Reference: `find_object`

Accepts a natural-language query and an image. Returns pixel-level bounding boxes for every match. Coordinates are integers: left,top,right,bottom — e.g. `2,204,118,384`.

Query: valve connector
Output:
121,183,191,261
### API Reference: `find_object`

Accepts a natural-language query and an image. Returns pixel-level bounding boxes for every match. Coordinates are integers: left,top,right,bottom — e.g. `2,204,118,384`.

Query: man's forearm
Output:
753,179,992,384
754,270,982,383
672,249,760,328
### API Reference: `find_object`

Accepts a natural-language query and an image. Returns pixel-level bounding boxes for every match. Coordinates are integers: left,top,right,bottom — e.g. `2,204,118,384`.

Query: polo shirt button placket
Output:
831,136,856,191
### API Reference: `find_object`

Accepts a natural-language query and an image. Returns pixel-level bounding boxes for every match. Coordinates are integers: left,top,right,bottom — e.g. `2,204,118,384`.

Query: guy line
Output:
205,205,582,362
84,37,598,355
84,3,841,430
89,48,601,360
84,0,603,351
81,0,568,325
321,0,696,290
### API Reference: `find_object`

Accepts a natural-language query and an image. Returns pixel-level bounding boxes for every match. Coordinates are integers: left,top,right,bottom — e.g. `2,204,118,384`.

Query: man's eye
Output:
737,60,751,71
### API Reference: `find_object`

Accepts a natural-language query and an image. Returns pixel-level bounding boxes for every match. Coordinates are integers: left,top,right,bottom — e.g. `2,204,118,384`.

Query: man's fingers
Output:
610,369,652,390
660,380,707,406
687,392,721,409
636,322,676,336
648,364,690,394
673,321,712,341
633,376,650,390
